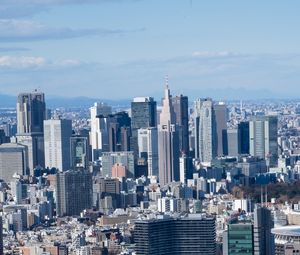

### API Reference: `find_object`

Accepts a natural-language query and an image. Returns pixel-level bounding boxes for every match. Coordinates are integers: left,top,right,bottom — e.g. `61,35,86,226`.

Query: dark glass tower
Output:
172,95,189,155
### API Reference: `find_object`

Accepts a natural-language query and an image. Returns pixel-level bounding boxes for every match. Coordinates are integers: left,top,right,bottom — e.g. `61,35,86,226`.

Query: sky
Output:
0,0,300,100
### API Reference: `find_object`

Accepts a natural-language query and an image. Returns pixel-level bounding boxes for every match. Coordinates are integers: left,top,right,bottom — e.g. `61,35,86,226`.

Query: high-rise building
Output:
158,85,180,186
131,97,157,175
225,223,254,255
16,91,46,171
238,121,250,154
101,151,134,178
253,207,275,255
194,98,216,162
194,99,227,162
249,116,278,167
56,170,92,217
137,127,158,177
172,95,189,155
98,112,131,153
0,143,29,182
213,102,227,157
223,128,239,157
44,119,72,171
17,92,46,134
179,154,193,184
134,214,216,255
70,136,89,169
90,103,112,161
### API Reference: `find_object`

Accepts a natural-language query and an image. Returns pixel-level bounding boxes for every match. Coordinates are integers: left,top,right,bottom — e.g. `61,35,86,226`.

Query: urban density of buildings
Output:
1,84,300,255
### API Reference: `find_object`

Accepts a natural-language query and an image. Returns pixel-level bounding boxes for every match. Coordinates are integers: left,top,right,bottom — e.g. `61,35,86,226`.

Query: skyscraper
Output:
238,121,250,154
70,135,89,169
44,118,73,171
249,116,278,167
134,214,216,255
17,92,46,134
16,91,46,171
90,102,112,161
194,98,216,163
98,112,131,152
213,102,227,157
172,95,189,155
158,85,180,186
138,127,158,177
56,170,92,217
253,207,275,255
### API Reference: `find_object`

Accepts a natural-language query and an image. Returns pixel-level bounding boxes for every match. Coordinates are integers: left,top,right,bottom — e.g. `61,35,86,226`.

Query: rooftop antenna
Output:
165,75,169,89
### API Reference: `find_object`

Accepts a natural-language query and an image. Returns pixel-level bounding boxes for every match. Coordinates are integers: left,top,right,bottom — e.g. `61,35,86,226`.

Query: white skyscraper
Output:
158,85,180,186
194,98,215,163
90,102,112,161
138,127,158,177
44,119,72,171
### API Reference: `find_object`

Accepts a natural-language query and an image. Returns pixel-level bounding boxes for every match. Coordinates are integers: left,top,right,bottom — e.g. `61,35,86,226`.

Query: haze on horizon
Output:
0,0,299,100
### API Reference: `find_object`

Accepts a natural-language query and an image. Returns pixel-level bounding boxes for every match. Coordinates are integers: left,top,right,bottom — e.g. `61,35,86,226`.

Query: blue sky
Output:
0,0,300,100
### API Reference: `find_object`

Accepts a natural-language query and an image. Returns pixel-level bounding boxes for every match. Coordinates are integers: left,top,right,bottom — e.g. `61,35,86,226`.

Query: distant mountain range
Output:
0,94,131,108
0,87,298,108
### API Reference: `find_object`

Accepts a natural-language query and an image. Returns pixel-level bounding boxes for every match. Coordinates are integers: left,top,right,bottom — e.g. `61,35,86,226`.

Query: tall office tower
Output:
0,130,9,145
131,97,157,160
194,98,216,162
223,128,239,157
134,214,216,255
44,119,72,171
16,91,46,171
249,116,278,167
101,151,135,178
137,127,158,177
158,85,180,186
0,143,29,182
238,121,250,154
56,170,92,217
70,136,89,169
90,102,112,161
214,102,227,156
0,216,2,255
172,95,189,155
98,112,131,152
179,154,193,183
253,207,275,255
224,223,254,255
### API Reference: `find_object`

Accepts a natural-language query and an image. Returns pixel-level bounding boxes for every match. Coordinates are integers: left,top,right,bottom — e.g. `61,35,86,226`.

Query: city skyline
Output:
0,1,299,99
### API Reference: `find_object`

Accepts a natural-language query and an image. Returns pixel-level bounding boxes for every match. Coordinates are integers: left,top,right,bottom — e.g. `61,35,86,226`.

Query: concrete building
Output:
44,119,72,171
134,214,216,255
101,151,134,178
90,102,112,160
137,127,158,177
0,143,29,182
56,170,92,217
250,115,278,167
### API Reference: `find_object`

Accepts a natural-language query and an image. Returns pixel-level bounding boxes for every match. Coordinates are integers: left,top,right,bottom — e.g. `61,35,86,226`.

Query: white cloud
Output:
0,19,126,42
0,55,82,69
0,56,45,68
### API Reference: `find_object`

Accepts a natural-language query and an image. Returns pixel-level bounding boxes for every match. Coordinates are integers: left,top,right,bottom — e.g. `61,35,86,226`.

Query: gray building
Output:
44,119,73,171
254,207,275,255
0,143,29,182
101,151,134,178
224,128,239,157
158,86,180,186
70,136,89,169
138,127,158,177
134,214,216,255
16,91,46,171
250,116,278,167
56,170,92,217
214,102,227,157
